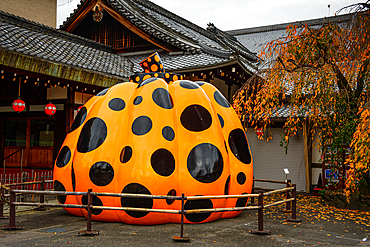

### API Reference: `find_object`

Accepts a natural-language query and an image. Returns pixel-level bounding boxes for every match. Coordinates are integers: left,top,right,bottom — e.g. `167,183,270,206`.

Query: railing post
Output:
1,188,22,230
287,184,301,222
283,179,292,213
251,190,271,235
250,178,257,206
173,193,190,242
35,179,45,211
78,189,99,236
0,185,8,219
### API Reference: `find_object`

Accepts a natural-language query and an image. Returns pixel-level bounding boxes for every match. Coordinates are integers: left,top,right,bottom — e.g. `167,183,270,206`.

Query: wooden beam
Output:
0,117,5,165
303,120,312,193
62,0,178,52
24,118,31,168
99,1,178,52
62,0,97,32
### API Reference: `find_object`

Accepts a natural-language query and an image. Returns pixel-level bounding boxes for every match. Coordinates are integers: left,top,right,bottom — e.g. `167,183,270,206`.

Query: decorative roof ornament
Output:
92,4,103,22
207,23,217,33
129,52,183,84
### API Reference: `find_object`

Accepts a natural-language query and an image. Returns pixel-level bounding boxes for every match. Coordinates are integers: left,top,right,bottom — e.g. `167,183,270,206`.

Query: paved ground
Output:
1,194,370,246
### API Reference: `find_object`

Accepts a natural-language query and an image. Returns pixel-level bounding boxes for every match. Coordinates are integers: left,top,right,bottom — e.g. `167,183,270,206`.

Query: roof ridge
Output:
0,9,112,52
130,0,217,41
59,0,87,29
227,13,353,36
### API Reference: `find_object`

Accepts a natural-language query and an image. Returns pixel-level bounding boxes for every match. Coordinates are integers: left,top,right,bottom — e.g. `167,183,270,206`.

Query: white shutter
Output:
246,128,306,192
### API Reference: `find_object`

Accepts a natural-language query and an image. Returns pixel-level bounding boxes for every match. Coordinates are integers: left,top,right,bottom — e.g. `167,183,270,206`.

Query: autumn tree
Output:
233,2,370,195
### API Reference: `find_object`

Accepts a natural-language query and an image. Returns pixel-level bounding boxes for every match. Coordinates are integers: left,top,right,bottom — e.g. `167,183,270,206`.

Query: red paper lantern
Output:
255,127,263,136
12,98,25,113
45,103,56,116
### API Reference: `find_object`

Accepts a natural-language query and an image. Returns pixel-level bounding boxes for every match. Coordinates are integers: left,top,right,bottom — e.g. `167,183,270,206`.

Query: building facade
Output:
0,0,257,174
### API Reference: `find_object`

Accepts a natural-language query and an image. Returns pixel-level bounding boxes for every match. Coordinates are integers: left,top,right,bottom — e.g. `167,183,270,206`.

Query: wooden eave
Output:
170,59,253,86
0,49,123,88
61,0,180,53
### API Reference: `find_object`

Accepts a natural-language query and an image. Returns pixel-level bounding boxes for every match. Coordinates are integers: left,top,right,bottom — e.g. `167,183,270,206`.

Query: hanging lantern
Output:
45,102,56,116
255,127,263,136
45,83,56,116
13,77,25,113
12,98,25,113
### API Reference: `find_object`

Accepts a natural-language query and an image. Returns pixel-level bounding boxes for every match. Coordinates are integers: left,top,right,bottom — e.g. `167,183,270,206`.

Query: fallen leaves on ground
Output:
262,194,370,227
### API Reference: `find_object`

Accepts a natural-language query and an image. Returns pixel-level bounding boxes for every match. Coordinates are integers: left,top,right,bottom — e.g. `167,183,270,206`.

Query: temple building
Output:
0,0,257,174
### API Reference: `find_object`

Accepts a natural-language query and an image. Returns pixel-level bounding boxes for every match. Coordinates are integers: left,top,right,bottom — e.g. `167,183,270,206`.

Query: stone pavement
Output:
0,194,370,246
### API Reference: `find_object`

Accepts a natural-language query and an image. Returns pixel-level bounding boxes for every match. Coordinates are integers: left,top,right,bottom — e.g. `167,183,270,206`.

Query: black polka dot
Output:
96,88,108,96
162,126,175,141
228,129,252,164
89,162,114,186
108,98,125,111
187,143,223,183
214,91,230,108
166,189,176,205
217,114,224,128
138,77,157,88
121,183,153,218
132,116,152,136
180,80,200,89
152,88,173,109
71,163,76,192
56,146,71,168
184,197,213,223
120,146,132,163
195,81,204,86
151,149,175,177
134,96,142,105
237,172,246,185
69,106,87,133
224,175,230,195
77,118,107,153
54,180,66,204
236,193,248,209
180,105,212,132
82,195,103,215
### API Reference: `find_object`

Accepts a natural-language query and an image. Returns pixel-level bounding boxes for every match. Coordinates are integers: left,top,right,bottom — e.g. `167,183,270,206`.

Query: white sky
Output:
57,0,360,30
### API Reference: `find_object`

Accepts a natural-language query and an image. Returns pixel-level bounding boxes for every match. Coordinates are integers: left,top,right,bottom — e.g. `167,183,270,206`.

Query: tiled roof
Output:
60,0,258,62
127,52,230,73
0,10,133,79
227,14,353,55
133,1,227,52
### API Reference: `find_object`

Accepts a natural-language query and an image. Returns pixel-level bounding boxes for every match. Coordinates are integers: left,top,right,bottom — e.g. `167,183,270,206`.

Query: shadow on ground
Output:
1,194,369,246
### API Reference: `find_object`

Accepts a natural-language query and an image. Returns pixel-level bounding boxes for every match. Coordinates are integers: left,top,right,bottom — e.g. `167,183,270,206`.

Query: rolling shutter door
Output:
246,128,306,192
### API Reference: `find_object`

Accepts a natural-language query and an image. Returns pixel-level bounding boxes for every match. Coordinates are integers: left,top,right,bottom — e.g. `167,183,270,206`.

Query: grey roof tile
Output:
0,19,133,78
126,52,230,73
228,13,352,55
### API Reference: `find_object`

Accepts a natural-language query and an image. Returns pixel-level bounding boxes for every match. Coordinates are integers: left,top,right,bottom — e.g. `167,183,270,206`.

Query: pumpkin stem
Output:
139,52,165,73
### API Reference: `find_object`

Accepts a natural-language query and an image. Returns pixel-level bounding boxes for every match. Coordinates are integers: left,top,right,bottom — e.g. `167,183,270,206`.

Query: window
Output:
5,119,27,146
30,119,54,147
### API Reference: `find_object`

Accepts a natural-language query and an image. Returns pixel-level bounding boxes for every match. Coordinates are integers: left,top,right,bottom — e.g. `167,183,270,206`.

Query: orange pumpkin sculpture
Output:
53,53,253,225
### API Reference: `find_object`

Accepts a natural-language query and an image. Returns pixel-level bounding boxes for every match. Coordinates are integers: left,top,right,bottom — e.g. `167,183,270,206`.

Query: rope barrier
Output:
1,179,301,240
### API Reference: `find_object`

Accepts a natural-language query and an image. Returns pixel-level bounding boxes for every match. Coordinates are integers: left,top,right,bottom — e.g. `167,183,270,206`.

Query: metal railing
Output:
2,147,25,175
